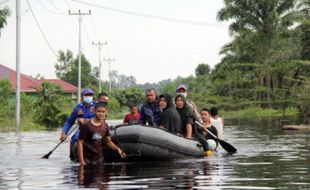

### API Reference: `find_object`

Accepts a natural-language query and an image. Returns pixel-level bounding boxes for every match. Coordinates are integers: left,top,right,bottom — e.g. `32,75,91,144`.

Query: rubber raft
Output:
103,124,205,162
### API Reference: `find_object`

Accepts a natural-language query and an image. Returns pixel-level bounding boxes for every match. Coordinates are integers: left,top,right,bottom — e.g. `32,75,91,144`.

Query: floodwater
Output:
0,119,309,189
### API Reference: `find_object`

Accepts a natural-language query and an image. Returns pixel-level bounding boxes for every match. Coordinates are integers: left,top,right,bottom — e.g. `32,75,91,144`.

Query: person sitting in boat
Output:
175,94,195,138
176,84,202,123
123,104,140,125
59,88,96,160
210,106,224,140
158,93,182,134
97,92,109,119
77,102,126,165
195,108,219,151
139,88,160,126
97,92,109,105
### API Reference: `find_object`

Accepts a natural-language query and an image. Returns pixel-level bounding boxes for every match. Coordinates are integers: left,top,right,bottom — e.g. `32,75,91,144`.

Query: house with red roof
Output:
0,64,77,96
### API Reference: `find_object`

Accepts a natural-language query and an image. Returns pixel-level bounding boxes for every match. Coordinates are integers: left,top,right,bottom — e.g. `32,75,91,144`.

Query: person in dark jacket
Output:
139,88,160,126
158,93,182,134
175,94,194,138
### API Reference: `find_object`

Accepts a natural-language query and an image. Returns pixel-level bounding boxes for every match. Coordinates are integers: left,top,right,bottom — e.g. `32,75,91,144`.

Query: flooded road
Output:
0,120,309,189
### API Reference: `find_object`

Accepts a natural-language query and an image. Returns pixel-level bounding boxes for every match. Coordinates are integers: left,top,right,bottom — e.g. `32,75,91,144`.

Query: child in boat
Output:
123,104,140,125
77,102,126,165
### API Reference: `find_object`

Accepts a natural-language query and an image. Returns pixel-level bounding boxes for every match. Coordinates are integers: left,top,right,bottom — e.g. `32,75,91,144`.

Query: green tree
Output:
0,6,10,36
112,87,144,108
0,79,13,125
297,0,310,60
55,50,98,89
195,63,211,76
0,79,12,104
34,82,67,128
217,0,299,107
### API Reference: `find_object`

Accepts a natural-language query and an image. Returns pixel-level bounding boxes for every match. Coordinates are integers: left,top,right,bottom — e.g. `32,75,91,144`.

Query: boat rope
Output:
113,127,125,152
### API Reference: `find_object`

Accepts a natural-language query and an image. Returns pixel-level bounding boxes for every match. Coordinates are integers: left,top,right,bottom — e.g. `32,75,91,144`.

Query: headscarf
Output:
175,94,194,128
159,93,173,110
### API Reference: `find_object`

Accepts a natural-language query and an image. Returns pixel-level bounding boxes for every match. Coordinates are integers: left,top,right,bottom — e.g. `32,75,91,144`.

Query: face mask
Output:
83,96,93,104
177,92,187,98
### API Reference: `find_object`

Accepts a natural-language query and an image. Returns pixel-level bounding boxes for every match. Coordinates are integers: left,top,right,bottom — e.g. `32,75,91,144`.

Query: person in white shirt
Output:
210,107,224,139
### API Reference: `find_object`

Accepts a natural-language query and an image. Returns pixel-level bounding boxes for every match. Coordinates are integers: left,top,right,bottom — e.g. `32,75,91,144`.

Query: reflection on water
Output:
0,119,309,189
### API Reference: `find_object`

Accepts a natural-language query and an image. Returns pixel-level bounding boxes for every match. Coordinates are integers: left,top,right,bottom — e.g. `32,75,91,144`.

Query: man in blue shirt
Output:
59,88,96,160
139,88,160,126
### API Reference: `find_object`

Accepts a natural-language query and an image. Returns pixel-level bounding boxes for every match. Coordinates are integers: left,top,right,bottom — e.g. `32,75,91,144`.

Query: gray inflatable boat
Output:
103,124,204,162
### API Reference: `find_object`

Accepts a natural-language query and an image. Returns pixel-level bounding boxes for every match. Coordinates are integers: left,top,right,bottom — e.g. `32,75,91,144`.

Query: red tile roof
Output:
0,64,77,93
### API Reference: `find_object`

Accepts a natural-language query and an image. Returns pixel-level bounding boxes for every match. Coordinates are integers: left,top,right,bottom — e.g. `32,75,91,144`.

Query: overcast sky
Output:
0,0,231,84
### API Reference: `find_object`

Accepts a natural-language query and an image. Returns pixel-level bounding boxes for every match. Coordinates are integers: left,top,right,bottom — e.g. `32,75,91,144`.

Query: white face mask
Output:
177,92,187,98
83,96,93,104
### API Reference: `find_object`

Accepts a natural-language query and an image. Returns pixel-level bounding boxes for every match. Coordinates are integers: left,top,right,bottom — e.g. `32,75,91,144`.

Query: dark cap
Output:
82,88,94,95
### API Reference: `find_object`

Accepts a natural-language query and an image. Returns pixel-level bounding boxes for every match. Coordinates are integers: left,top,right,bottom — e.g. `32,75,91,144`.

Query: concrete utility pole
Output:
103,58,115,92
69,10,91,103
92,41,107,93
15,0,21,128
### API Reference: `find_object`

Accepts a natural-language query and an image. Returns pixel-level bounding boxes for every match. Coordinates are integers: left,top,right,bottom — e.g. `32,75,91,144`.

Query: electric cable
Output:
26,0,57,57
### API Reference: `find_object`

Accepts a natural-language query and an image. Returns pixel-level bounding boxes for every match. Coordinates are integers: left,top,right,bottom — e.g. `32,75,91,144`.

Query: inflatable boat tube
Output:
103,124,205,162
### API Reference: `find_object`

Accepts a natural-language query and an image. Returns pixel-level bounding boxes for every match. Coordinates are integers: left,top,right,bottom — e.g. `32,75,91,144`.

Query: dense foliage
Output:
0,6,10,35
55,50,99,90
33,82,68,128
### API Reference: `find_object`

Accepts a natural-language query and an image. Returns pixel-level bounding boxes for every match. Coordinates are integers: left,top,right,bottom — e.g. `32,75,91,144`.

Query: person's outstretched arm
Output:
106,136,126,158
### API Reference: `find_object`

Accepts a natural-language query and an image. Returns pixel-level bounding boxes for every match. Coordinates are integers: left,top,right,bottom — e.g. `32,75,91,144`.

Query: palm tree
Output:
217,0,299,107
297,0,310,60
0,6,10,36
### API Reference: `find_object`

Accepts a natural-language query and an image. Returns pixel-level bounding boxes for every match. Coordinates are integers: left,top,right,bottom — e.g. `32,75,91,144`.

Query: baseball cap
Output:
176,84,187,92
82,88,94,95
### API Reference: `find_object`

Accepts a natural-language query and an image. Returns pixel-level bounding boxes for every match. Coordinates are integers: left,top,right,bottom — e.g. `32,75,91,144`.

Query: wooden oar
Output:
42,124,79,159
195,121,237,154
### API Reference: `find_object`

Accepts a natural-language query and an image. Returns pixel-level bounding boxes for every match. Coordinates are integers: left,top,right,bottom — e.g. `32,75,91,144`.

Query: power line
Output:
48,0,67,15
65,0,74,10
26,0,57,57
82,21,91,45
71,0,227,28
90,14,98,41
64,0,79,34
38,0,62,15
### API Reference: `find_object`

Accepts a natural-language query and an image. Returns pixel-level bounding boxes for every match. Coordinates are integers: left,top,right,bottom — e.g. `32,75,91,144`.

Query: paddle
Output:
42,124,79,159
195,121,237,154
